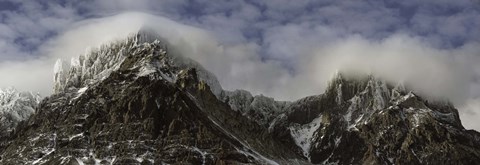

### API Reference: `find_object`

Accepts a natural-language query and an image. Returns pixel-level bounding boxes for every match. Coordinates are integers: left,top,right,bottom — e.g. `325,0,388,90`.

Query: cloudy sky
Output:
0,0,479,130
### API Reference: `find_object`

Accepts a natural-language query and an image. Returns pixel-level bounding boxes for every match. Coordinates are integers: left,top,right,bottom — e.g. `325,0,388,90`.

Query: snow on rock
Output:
75,158,85,165
336,84,343,105
221,90,254,113
0,87,41,132
330,74,459,134
393,92,416,105
235,148,280,165
366,79,389,110
344,96,360,127
72,87,89,100
221,90,290,126
289,114,323,159
53,35,136,93
53,30,225,99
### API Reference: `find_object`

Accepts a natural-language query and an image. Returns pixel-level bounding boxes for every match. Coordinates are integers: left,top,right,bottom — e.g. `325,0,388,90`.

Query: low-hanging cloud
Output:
309,34,475,103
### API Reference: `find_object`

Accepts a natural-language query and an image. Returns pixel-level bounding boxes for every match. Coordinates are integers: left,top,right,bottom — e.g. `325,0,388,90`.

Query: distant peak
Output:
325,71,410,105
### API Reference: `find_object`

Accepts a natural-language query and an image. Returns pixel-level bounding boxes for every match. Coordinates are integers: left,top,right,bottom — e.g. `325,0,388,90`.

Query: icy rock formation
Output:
53,30,223,97
53,36,136,93
0,87,40,133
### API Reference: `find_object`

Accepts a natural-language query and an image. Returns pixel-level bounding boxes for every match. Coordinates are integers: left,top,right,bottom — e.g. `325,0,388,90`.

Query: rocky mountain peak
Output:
267,71,472,163
324,71,454,112
53,30,223,97
326,72,400,106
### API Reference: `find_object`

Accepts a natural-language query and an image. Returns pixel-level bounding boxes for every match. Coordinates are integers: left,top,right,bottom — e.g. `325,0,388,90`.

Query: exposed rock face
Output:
0,32,479,165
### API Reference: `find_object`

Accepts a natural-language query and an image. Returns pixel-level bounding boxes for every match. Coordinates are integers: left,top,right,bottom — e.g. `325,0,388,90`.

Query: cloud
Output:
459,98,480,130
308,34,475,103
0,1,479,131
0,13,140,94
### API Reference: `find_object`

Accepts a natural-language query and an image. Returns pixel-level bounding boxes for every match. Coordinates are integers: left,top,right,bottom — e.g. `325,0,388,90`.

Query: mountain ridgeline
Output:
0,31,479,165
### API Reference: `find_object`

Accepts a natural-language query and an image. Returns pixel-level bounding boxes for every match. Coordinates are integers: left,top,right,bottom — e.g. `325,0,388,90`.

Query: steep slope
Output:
0,31,479,165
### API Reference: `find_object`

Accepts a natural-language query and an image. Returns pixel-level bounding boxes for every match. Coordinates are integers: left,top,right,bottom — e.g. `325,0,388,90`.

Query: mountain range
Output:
0,30,479,164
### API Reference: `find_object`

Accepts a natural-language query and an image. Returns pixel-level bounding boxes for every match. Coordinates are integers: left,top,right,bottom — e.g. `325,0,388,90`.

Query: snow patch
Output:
336,84,343,105
371,80,388,110
77,87,88,94
0,87,40,132
334,136,342,146
76,158,85,165
345,96,362,131
289,115,323,159
31,148,55,164
69,133,84,141
137,65,157,77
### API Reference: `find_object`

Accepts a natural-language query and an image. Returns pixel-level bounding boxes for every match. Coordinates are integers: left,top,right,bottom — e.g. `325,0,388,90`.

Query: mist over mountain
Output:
0,11,479,131
0,1,480,164
0,32,478,164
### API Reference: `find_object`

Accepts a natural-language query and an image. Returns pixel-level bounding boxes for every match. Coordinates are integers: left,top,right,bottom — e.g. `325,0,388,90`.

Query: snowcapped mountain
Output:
0,30,479,164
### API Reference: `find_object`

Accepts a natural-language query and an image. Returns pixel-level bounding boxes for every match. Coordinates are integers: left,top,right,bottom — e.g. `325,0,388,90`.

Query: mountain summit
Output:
0,31,479,164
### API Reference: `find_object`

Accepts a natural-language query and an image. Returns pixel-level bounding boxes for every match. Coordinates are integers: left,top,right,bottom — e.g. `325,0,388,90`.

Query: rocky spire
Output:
53,34,137,93
52,29,223,98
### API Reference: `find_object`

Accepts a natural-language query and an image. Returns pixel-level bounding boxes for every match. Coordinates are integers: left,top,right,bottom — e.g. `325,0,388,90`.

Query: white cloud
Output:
309,34,474,102
459,98,480,130
0,13,140,94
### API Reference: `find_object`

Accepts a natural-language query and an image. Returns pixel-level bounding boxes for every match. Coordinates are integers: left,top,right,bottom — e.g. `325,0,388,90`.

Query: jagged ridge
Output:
53,30,223,97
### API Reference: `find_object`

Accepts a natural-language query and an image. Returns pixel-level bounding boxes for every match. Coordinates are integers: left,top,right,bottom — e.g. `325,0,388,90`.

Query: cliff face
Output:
0,32,479,165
